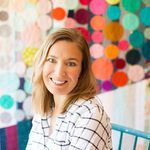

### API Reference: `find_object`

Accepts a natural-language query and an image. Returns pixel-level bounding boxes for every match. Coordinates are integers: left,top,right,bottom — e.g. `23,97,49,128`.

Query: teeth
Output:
52,79,66,84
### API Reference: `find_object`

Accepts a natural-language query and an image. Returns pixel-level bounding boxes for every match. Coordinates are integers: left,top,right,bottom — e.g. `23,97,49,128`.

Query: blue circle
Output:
142,41,150,60
107,6,121,21
24,79,32,94
140,7,150,26
0,95,14,109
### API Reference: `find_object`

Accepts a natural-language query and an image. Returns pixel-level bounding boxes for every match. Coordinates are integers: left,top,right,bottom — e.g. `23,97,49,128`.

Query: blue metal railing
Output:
112,123,150,150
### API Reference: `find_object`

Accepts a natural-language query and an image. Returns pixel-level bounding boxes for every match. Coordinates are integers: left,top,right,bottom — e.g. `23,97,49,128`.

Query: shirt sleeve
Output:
69,105,112,150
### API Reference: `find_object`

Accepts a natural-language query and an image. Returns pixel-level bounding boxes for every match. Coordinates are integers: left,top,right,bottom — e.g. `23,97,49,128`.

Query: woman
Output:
26,28,112,150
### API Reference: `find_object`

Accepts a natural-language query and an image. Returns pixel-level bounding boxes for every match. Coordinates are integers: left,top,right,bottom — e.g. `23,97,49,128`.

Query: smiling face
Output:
42,40,82,97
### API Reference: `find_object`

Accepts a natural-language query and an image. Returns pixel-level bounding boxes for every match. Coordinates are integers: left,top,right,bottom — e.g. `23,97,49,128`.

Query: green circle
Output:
122,0,141,13
144,28,150,39
107,6,121,21
66,0,79,10
122,13,139,30
0,95,14,109
129,30,144,48
140,7,150,26
142,0,150,4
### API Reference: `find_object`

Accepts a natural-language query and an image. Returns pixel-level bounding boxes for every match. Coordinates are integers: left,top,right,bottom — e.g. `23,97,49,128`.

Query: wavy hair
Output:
32,28,96,116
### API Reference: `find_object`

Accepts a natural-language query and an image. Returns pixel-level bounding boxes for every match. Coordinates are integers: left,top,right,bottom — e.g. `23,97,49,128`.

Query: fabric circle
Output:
104,44,120,60
12,89,26,103
36,0,52,14
0,73,20,91
21,23,41,47
106,5,121,21
140,7,150,26
91,31,104,43
0,95,14,109
105,0,120,4
122,0,141,13
0,0,9,8
89,0,107,15
144,27,150,39
22,47,38,66
118,40,129,51
75,9,89,24
142,0,150,4
14,61,26,77
37,15,52,31
122,13,139,30
115,58,126,69
142,41,150,60
64,18,76,28
0,24,11,37
0,112,12,124
0,11,9,21
129,30,144,48
66,0,79,10
102,80,113,91
76,27,91,43
23,96,33,117
79,0,91,5
15,109,25,122
126,49,141,65
104,22,124,42
128,65,145,82
92,58,114,80
51,7,66,20
26,67,33,79
112,71,128,87
90,16,106,31
90,44,104,59
24,79,32,94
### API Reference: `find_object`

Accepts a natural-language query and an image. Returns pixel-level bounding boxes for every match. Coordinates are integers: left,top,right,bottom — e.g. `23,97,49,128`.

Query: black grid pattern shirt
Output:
26,97,112,150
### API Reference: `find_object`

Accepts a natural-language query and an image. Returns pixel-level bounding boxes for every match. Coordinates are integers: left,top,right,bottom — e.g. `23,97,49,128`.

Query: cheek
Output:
69,68,81,80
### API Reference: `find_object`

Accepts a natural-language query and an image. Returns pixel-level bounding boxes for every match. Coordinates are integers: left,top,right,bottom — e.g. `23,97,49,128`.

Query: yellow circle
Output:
22,47,38,66
105,0,120,5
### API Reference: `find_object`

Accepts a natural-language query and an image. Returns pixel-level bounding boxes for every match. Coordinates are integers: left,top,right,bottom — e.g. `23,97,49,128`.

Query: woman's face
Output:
42,40,82,96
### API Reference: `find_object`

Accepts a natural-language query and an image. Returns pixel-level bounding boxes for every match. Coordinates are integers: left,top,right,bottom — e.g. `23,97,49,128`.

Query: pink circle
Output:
118,40,129,51
90,43,104,59
89,0,108,15
79,0,91,5
65,17,76,28
91,31,104,43
128,65,145,82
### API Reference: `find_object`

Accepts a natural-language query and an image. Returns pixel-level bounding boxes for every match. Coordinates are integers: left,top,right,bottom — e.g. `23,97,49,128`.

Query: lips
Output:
50,78,67,85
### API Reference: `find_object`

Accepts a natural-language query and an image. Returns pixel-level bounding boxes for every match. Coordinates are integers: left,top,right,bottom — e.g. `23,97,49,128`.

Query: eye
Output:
67,62,77,67
47,58,56,63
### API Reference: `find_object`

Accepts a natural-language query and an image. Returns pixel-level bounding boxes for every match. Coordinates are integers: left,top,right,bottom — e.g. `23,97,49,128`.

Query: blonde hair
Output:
32,28,96,116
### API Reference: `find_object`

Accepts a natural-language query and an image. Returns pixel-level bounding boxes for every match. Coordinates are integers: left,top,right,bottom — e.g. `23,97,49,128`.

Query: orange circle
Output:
51,7,66,20
104,22,124,42
90,16,106,31
92,58,114,80
105,44,119,59
112,71,128,87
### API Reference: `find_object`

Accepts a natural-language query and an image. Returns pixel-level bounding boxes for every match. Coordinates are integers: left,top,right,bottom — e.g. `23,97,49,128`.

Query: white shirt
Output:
26,97,112,150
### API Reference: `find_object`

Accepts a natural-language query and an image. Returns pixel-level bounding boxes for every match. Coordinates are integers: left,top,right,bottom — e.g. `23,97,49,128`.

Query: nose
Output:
54,62,66,76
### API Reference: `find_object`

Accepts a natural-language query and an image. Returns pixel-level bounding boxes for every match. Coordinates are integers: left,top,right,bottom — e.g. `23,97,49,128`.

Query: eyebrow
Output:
47,55,80,62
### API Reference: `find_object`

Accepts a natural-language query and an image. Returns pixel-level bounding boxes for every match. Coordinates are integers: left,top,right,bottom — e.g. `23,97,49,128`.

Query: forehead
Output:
47,40,82,59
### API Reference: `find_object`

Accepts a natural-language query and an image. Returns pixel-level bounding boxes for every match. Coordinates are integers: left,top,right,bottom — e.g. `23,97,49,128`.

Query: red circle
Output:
112,71,128,87
115,58,126,69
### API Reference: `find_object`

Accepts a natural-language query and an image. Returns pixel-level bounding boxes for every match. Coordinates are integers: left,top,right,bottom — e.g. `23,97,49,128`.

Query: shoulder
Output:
68,97,107,119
